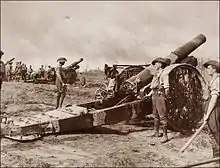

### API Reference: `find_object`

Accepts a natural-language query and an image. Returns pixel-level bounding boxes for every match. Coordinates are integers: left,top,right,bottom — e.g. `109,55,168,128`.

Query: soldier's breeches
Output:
152,93,167,126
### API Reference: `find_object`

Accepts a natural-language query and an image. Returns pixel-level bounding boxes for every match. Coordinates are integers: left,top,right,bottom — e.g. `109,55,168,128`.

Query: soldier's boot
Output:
151,120,162,137
160,125,169,144
56,94,61,109
210,147,220,166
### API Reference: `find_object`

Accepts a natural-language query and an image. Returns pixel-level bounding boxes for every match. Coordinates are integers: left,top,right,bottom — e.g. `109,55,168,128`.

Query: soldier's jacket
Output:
14,64,22,74
208,74,220,96
6,64,13,75
150,69,169,90
21,64,27,72
55,65,67,84
28,67,33,74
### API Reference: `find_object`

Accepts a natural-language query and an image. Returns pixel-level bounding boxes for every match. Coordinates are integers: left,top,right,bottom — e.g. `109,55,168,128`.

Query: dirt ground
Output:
0,81,217,167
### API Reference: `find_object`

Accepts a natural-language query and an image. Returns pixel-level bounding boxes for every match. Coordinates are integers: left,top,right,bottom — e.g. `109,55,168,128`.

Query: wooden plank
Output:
33,114,52,122
60,106,87,116
45,110,75,119
13,117,38,126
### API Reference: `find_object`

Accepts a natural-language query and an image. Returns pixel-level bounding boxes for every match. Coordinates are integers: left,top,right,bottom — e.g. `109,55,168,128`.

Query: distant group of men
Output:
4,61,56,82
6,61,30,82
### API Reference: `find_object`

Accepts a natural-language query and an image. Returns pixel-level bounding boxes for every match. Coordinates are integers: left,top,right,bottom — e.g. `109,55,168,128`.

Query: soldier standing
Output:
46,65,52,80
107,66,119,93
27,65,33,80
55,57,68,109
39,65,45,79
6,62,13,81
14,62,22,82
203,60,220,160
149,57,171,143
0,50,6,114
21,63,27,81
0,50,6,91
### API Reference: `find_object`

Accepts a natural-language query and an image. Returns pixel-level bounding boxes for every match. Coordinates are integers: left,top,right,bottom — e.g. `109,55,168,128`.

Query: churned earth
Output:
0,80,217,167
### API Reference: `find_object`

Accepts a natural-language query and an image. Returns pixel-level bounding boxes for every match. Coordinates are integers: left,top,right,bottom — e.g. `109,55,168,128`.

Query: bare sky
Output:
1,1,219,70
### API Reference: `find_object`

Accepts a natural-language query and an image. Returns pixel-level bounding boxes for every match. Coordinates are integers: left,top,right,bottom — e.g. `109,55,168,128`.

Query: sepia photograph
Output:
0,1,219,167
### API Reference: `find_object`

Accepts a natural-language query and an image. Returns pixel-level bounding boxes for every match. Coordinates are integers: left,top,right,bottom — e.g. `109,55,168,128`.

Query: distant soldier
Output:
38,65,45,79
45,65,52,80
6,62,13,81
110,65,119,78
50,67,56,82
21,63,27,81
55,57,68,109
0,50,6,91
107,66,119,93
203,60,220,160
104,64,111,79
148,57,171,143
27,65,33,80
14,62,22,82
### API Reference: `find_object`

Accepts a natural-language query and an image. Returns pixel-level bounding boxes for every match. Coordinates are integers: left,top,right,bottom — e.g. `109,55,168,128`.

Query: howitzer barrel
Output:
113,64,150,67
165,34,206,64
70,58,83,68
126,34,206,88
5,58,15,66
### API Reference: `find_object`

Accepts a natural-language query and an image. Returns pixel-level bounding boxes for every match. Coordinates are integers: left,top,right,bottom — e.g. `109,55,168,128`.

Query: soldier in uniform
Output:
55,57,68,109
38,65,45,79
6,62,13,81
203,60,220,160
149,57,171,143
27,65,33,80
0,50,6,91
104,64,111,79
46,65,52,80
14,62,22,82
21,63,27,81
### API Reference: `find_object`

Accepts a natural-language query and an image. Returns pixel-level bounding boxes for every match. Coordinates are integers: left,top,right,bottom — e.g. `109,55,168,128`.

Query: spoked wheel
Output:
95,87,108,100
99,83,108,90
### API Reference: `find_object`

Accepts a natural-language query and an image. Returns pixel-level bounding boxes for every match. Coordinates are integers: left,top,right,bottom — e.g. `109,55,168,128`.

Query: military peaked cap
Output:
203,60,220,73
57,57,67,62
152,57,171,66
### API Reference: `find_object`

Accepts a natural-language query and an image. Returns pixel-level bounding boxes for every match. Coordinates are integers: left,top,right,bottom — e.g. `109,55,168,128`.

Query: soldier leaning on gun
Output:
203,60,220,159
148,57,171,144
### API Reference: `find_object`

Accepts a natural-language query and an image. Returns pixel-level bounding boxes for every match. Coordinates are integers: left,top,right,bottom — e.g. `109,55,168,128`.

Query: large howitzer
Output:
95,34,207,131
96,34,206,107
63,58,84,84
0,34,207,142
